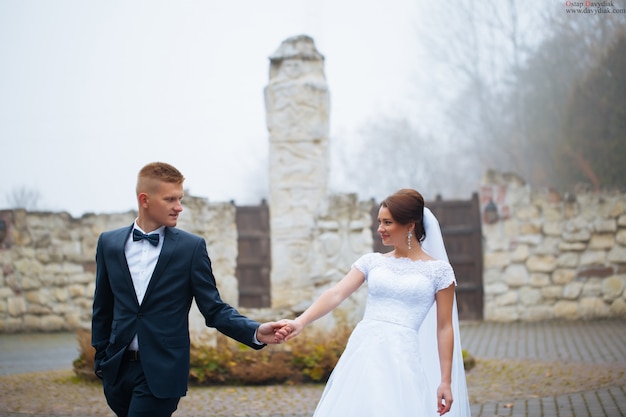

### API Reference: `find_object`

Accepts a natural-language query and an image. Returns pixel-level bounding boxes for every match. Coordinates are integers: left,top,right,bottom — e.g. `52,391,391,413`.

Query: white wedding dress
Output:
312,209,471,417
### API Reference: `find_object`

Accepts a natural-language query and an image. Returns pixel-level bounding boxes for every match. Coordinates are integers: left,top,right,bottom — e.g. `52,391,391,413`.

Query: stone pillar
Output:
264,35,330,308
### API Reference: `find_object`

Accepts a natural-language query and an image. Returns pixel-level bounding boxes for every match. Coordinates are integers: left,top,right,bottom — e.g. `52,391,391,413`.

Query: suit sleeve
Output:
190,238,264,350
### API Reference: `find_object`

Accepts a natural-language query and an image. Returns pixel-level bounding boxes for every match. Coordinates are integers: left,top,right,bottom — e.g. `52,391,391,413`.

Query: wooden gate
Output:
235,202,271,308
371,193,484,320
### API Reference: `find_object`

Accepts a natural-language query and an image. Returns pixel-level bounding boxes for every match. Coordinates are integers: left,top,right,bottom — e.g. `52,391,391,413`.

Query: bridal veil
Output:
420,207,471,416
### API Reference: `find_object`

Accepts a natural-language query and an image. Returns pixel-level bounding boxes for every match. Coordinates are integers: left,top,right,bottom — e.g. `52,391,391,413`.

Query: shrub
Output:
462,349,476,371
73,328,98,381
188,326,352,385
73,326,352,385
289,326,351,382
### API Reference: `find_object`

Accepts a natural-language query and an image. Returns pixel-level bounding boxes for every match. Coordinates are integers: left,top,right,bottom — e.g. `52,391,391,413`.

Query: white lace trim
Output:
353,252,456,291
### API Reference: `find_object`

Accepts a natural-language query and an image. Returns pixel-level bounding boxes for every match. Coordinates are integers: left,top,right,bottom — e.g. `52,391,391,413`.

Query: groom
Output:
91,161,285,417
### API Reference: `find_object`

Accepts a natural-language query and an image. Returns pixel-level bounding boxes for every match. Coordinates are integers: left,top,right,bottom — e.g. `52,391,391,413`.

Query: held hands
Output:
256,319,305,344
274,319,304,342
256,322,288,344
436,382,453,416
256,319,303,344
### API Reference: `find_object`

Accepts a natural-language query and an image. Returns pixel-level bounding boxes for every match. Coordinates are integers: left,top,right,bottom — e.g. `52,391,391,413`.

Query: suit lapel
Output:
142,227,179,303
117,225,139,306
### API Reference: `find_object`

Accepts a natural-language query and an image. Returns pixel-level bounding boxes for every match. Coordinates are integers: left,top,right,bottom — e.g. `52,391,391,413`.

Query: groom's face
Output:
142,181,184,230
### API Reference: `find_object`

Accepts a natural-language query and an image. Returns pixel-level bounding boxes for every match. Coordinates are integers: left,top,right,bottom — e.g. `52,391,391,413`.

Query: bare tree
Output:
5,186,40,210
514,8,625,188
333,116,462,201
337,1,624,197
409,0,540,191
558,29,626,190
415,0,625,190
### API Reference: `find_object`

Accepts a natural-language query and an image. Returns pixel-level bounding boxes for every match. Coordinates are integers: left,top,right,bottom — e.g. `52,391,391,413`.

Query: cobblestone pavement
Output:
461,320,626,417
1,320,625,417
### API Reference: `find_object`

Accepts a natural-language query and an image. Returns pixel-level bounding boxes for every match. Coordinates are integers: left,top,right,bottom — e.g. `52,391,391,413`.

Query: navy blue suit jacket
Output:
91,224,263,398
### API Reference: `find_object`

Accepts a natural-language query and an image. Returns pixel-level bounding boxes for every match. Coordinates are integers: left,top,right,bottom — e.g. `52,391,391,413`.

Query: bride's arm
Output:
435,284,455,415
282,267,365,341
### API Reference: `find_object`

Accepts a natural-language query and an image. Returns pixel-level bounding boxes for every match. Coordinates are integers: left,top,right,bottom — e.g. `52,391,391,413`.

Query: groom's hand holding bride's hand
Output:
274,319,303,342
256,322,291,344
256,319,304,344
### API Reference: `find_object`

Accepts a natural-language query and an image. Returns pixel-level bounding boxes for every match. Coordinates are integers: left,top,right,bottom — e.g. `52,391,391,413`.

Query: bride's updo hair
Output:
380,189,427,243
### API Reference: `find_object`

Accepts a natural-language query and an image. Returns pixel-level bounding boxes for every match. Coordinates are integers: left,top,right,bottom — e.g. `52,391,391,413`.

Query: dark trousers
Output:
103,358,180,417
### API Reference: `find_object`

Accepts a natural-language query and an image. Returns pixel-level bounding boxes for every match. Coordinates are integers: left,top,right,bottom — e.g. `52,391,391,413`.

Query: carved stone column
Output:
264,35,330,308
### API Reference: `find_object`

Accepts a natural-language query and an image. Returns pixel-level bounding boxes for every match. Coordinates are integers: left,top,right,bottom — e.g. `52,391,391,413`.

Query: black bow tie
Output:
132,229,159,246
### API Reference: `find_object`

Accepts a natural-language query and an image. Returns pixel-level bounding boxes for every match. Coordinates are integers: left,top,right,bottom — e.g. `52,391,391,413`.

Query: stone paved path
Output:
461,320,626,417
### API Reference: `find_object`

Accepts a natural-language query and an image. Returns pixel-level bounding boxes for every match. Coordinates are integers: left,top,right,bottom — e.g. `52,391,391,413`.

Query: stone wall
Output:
0,196,242,333
481,170,626,321
2,173,625,333
0,193,372,333
0,208,134,332
294,193,373,331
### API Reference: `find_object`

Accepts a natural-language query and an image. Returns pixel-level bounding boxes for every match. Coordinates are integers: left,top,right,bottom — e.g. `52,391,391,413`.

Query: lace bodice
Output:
354,253,456,330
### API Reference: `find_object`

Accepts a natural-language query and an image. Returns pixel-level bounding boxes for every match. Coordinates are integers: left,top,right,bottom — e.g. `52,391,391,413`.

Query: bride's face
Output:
377,206,410,248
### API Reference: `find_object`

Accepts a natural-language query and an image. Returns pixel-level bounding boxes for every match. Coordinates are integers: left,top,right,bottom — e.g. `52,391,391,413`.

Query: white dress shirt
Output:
125,221,165,351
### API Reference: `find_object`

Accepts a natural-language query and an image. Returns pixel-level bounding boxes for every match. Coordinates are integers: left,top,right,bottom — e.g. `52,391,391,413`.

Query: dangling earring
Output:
407,231,412,250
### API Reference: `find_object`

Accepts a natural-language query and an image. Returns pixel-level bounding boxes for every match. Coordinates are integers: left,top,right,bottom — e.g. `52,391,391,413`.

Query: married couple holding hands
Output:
91,162,470,417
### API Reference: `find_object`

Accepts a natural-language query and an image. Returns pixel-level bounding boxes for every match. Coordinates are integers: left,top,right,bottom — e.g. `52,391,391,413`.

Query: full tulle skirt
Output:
312,319,438,417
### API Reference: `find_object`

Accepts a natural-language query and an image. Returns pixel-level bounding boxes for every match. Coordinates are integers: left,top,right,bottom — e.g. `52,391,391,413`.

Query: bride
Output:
277,189,471,417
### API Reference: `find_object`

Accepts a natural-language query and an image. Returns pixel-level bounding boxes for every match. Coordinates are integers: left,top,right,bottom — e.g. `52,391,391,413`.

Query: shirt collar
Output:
133,220,165,237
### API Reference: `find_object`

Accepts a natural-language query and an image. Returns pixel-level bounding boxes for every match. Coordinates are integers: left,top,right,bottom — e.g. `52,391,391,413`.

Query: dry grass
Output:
465,358,626,405
0,369,323,416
